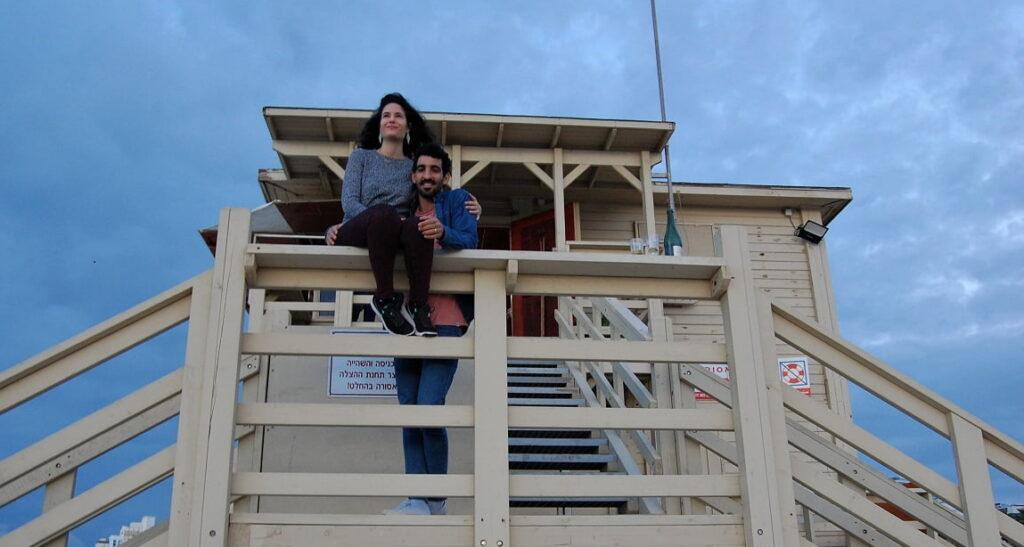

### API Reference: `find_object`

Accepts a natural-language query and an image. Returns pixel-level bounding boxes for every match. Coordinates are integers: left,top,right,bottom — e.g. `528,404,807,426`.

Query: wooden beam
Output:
508,337,726,364
317,155,345,180
641,151,657,242
460,160,490,185
241,332,473,359
0,279,193,414
612,164,643,192
562,163,590,188
509,474,740,498
196,208,251,547
1,447,175,547
232,472,473,498
324,117,334,141
473,269,510,546
495,122,505,147
950,414,1001,546
508,406,732,431
553,149,566,250
549,125,561,148
524,162,554,190
603,127,618,150
235,403,474,428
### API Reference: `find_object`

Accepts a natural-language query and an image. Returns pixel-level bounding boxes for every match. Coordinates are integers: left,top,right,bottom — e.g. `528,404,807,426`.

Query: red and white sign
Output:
694,357,811,401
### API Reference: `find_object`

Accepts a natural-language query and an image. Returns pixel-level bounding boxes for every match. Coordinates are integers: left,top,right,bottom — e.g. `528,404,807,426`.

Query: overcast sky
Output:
2,1,1022,544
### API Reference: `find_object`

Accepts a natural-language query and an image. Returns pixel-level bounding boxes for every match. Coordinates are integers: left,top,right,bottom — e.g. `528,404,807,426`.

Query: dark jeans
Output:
394,325,461,501
334,204,433,305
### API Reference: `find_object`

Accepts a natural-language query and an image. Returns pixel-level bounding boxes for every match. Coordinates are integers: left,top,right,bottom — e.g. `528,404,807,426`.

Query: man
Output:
384,143,477,516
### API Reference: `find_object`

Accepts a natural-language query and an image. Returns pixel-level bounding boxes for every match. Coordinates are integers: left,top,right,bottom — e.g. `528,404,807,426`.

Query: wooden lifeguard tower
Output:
2,107,1022,547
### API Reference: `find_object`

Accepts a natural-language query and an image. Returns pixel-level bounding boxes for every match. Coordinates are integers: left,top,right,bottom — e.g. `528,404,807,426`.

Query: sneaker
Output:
404,301,437,337
371,294,415,336
382,498,430,515
426,499,447,515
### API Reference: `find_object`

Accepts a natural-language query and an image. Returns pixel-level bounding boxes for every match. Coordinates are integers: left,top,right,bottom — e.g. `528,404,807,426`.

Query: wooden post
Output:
641,151,657,242
949,413,1000,546
193,208,251,547
718,225,800,545
648,299,681,514
553,148,567,251
167,270,212,547
40,472,76,547
451,144,462,189
474,268,510,546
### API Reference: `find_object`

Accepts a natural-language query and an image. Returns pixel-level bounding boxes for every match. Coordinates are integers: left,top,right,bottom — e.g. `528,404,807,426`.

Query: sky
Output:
1,0,1022,544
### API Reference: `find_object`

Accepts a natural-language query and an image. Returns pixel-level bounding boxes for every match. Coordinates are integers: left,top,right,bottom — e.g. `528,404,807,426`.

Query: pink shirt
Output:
419,208,467,327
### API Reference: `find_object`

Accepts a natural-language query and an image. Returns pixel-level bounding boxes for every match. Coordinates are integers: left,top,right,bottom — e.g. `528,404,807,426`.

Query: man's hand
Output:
325,223,341,245
418,216,445,240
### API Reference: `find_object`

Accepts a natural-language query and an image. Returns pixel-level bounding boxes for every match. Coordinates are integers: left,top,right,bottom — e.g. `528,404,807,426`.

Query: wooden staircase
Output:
507,360,630,511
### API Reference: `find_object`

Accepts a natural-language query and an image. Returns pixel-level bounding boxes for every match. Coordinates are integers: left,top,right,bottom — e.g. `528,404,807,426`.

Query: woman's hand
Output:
465,192,482,219
325,223,341,245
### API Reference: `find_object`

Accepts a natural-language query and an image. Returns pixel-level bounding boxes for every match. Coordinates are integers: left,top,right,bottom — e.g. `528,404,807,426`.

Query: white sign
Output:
694,357,812,401
328,329,397,397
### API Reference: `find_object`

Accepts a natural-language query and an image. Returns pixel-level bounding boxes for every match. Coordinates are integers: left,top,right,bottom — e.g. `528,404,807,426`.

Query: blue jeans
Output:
394,325,461,498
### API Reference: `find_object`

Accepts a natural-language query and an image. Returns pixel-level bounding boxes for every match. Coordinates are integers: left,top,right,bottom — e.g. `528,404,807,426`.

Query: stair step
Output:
508,360,563,367
507,377,568,387
507,386,576,396
509,398,586,407
509,438,606,454
510,497,629,508
510,429,593,439
509,454,615,471
508,367,566,376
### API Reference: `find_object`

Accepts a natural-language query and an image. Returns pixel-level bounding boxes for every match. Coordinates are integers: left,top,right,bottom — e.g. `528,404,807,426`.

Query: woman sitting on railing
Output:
324,93,479,337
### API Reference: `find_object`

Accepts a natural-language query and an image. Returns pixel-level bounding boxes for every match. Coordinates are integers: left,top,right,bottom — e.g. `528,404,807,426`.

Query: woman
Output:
325,93,478,337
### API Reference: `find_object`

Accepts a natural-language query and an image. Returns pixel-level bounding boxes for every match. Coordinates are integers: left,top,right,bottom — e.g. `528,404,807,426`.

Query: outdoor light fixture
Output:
795,220,828,243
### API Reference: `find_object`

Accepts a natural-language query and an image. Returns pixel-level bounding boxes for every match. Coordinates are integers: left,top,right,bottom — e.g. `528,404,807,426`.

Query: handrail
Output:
0,272,204,413
771,301,1024,483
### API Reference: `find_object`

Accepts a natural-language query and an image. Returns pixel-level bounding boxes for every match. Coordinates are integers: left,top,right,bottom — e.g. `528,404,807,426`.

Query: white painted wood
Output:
773,302,1024,484
0,286,192,414
472,269,510,547
0,369,181,503
168,271,212,547
949,413,1001,547
248,245,726,280
508,338,727,363
196,208,252,547
232,472,473,497
508,406,732,430
241,332,473,358
317,155,345,180
461,159,490,185
554,148,567,251
641,151,658,242
0,447,175,547
509,474,741,498
40,470,75,547
718,225,800,545
524,161,554,189
235,403,474,427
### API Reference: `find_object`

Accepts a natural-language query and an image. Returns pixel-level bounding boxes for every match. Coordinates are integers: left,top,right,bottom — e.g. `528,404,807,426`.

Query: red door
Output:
510,206,575,336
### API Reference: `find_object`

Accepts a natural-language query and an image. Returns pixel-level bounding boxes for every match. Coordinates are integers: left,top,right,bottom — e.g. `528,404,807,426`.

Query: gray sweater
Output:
341,148,414,222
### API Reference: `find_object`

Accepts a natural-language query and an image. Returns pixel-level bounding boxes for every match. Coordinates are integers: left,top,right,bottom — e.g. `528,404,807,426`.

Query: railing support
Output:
718,225,800,545
473,268,510,546
950,413,1001,546
180,208,251,547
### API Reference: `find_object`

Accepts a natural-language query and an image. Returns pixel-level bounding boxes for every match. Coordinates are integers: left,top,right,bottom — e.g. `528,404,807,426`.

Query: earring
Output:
405,132,411,144
378,133,384,145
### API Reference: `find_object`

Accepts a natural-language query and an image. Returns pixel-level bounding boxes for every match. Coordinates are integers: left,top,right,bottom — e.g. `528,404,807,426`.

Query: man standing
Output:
384,143,477,516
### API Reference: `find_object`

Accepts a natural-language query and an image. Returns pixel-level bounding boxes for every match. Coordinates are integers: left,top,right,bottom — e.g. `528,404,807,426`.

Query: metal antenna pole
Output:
650,0,674,211
650,0,684,255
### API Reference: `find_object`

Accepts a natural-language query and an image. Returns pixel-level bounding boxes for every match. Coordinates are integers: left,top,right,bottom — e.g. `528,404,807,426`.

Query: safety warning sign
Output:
694,357,811,401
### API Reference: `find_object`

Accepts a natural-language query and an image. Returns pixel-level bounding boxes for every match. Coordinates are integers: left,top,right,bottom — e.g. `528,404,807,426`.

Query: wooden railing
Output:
0,206,1020,547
